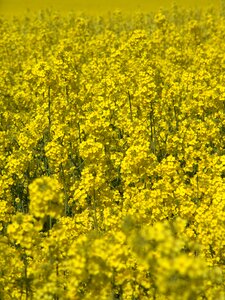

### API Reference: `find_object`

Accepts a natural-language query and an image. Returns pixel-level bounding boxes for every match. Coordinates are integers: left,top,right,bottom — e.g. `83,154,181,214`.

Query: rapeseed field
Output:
0,3,225,300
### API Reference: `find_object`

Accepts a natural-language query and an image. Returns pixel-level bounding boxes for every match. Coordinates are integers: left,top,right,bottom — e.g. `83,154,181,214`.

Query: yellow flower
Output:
29,176,64,219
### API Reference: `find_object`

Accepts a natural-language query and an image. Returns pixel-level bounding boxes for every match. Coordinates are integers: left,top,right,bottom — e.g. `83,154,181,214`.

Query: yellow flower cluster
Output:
29,176,64,219
0,5,225,299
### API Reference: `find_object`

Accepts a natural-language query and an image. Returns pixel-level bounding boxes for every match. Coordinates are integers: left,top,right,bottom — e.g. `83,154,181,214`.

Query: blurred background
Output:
0,0,221,17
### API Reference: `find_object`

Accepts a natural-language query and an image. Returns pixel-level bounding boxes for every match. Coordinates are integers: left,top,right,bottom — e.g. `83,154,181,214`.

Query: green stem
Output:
93,189,98,230
150,101,156,154
48,86,51,138
128,91,133,122
78,121,81,143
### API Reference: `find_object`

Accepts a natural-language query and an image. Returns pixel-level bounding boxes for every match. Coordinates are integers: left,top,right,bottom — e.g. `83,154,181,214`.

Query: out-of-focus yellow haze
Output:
0,0,221,16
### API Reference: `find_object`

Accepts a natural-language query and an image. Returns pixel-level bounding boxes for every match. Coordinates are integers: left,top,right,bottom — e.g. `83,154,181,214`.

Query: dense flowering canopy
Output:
0,6,225,299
